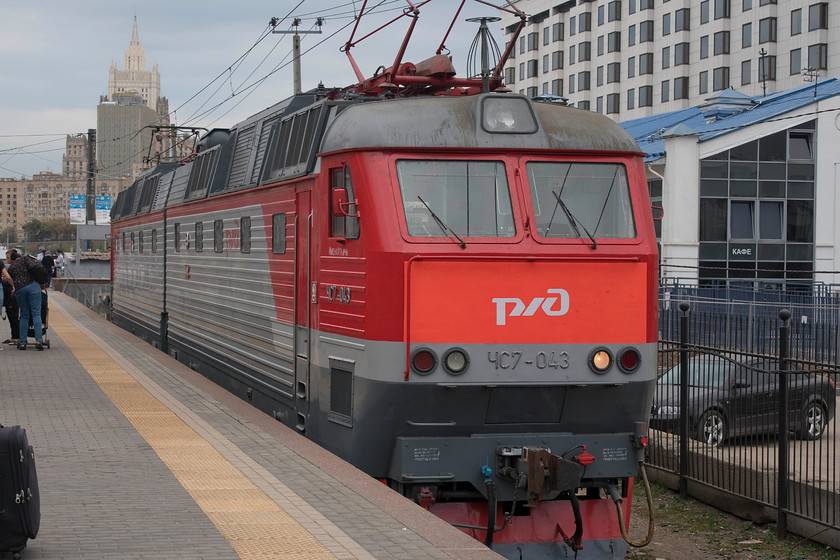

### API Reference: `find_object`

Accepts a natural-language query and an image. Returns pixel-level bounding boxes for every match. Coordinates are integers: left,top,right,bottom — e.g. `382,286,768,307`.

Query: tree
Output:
0,227,17,244
22,219,46,242
22,219,76,242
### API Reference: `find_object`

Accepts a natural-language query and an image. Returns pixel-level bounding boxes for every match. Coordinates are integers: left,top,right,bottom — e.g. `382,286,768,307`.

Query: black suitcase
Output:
0,425,40,558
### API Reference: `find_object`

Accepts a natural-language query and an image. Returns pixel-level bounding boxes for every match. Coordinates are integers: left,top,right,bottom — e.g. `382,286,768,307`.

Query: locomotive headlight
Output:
589,348,613,374
481,96,539,134
443,348,469,375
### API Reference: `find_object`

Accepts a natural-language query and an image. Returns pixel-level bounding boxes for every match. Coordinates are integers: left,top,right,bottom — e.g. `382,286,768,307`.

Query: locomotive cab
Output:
308,93,658,556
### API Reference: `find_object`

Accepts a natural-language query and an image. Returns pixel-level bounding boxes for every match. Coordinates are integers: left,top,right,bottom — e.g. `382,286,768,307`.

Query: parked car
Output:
651,355,836,447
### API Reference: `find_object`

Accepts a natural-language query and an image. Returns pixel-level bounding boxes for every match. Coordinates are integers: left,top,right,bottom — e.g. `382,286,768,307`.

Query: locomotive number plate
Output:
487,351,570,370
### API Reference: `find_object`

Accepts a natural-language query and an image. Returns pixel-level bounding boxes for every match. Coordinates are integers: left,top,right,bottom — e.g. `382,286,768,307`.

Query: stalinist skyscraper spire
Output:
125,15,146,72
107,16,168,119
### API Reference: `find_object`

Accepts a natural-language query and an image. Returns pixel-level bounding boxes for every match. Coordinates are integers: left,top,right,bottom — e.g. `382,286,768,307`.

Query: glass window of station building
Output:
696,120,815,285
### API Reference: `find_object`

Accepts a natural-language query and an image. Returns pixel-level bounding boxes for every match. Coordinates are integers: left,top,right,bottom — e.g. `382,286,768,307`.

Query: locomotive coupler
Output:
496,446,584,507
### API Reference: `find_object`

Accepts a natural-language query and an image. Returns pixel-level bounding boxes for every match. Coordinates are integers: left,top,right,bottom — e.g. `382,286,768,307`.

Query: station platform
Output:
0,291,503,560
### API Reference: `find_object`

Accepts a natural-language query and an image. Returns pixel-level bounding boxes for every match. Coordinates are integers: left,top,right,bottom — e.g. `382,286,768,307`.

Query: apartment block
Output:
499,0,836,120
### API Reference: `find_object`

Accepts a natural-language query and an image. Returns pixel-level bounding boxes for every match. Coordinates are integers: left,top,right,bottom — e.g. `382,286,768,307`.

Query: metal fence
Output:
660,279,840,365
649,287,840,547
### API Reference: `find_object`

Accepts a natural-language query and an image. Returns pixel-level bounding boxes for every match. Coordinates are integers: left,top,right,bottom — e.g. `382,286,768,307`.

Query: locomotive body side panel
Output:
163,187,305,409
111,212,167,346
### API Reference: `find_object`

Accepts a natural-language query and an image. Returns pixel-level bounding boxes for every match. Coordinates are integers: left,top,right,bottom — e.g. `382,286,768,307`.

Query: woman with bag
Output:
1,250,19,346
6,252,43,351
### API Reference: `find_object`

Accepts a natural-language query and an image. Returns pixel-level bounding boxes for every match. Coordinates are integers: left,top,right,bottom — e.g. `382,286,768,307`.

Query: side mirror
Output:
332,188,348,216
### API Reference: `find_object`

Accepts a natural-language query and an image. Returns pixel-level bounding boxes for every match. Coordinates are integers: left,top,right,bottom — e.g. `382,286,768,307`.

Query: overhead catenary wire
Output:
183,0,398,128
5,0,839,180
1,1,446,180
175,0,315,127
0,18,284,180
192,18,358,128
94,0,367,171
1,4,318,179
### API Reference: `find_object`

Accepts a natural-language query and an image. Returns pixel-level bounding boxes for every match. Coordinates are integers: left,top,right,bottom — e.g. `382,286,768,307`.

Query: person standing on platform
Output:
7,251,43,351
1,250,18,346
41,249,55,288
54,250,65,277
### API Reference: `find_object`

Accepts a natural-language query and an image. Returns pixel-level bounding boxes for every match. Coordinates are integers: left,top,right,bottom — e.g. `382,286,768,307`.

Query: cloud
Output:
0,1,504,178
0,108,95,177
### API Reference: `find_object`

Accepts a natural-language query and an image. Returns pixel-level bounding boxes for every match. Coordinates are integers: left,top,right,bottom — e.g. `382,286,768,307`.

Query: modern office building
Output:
621,79,840,286
499,0,836,120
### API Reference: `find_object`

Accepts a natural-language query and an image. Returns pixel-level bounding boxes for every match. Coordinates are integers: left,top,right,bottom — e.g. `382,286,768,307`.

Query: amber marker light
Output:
589,348,613,374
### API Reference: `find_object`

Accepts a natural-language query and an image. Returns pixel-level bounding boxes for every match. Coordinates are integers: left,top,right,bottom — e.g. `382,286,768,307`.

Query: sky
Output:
0,1,508,180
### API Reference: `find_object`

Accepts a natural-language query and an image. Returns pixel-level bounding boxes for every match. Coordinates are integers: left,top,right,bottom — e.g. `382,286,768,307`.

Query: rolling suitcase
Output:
0,425,40,558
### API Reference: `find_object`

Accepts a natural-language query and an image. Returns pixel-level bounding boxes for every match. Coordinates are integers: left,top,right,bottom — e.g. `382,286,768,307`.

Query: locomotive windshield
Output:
527,162,636,239
397,160,515,238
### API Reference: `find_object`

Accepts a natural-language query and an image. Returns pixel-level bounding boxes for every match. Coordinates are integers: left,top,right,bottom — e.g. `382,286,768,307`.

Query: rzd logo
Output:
492,289,570,326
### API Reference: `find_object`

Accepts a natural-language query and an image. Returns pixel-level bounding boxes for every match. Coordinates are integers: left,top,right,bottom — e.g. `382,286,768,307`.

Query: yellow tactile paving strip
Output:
49,308,337,560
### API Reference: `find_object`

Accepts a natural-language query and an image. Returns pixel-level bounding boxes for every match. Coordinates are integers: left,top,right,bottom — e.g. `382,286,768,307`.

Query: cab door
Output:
294,189,312,433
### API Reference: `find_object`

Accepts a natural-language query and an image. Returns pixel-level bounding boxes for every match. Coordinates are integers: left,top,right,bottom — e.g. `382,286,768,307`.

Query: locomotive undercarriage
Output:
386,435,639,560
388,437,634,525
120,321,651,559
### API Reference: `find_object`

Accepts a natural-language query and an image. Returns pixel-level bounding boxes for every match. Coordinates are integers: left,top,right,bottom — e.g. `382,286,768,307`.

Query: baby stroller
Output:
26,288,50,348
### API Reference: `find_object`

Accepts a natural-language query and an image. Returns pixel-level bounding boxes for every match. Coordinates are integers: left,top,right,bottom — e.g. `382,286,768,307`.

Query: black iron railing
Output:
652,291,839,545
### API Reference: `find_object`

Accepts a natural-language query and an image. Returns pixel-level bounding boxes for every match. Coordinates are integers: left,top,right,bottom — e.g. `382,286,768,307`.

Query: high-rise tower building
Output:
99,17,170,180
499,0,835,121
108,16,169,120
97,92,160,180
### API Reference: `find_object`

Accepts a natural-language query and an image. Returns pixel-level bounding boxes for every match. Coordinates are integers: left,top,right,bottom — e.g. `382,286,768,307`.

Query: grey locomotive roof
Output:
320,94,642,154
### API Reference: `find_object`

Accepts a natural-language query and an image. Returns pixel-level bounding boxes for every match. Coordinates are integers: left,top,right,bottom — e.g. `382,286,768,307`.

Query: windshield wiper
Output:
551,190,597,250
417,196,466,249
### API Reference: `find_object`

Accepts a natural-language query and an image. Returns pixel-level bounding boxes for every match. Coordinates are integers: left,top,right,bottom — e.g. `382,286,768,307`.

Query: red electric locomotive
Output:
110,2,658,558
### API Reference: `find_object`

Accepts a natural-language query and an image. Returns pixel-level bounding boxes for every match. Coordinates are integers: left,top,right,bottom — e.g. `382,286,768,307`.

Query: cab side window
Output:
330,165,359,240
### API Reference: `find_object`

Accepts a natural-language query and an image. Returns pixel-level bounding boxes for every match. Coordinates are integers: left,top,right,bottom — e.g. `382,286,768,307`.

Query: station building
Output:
620,78,840,288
